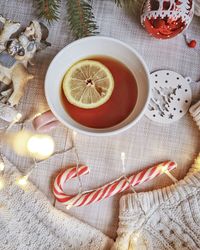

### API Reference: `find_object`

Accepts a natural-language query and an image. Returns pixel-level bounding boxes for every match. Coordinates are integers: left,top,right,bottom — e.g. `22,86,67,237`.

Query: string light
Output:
16,175,28,186
72,130,83,194
121,152,126,172
33,113,41,119
120,153,142,246
64,130,82,210
195,154,200,167
0,161,4,171
27,135,54,159
66,204,73,210
192,154,200,172
131,232,140,242
120,152,137,194
73,130,77,139
0,177,5,190
4,130,55,160
161,164,178,183
6,113,22,132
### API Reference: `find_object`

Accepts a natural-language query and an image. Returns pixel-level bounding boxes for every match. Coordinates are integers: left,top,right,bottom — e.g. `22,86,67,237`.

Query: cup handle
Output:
33,110,61,132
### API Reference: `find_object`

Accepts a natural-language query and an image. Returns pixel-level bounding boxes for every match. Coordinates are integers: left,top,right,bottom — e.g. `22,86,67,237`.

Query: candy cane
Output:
53,161,177,207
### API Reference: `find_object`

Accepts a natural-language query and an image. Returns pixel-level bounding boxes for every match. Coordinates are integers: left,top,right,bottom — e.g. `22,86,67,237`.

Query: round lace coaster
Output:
146,70,192,124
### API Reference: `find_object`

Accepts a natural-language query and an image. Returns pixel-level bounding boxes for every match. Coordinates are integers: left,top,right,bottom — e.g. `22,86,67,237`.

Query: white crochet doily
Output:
146,70,192,124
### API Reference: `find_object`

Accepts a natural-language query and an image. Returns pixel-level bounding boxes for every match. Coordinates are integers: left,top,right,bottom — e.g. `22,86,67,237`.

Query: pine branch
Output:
114,0,143,15
36,0,61,22
67,0,98,39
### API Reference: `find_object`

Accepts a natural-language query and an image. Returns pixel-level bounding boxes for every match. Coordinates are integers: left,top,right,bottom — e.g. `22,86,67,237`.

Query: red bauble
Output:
141,0,194,39
187,40,197,48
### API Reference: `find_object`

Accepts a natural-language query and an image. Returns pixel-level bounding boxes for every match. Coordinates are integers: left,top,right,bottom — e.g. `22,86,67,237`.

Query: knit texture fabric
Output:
0,156,113,250
112,154,200,250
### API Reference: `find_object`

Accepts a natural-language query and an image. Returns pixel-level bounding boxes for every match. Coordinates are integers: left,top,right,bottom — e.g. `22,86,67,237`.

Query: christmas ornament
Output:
189,100,200,130
187,39,197,48
53,161,177,208
0,16,50,107
141,0,194,39
146,70,192,123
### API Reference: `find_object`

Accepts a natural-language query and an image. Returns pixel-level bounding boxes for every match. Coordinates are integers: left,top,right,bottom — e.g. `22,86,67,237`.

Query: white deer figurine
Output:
0,17,50,106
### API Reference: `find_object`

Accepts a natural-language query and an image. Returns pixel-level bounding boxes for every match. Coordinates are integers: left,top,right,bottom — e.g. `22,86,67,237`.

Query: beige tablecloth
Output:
1,0,200,239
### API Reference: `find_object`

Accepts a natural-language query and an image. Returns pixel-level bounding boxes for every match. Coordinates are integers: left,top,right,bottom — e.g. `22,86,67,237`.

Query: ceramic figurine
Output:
0,16,50,107
0,15,20,51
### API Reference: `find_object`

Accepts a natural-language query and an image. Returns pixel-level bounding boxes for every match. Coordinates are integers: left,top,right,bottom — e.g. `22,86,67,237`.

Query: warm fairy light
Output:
196,155,200,166
4,130,55,160
17,175,28,186
66,204,73,210
73,131,77,139
27,137,39,154
6,113,22,132
0,162,4,171
27,135,54,159
161,165,168,173
121,152,126,161
34,113,41,118
132,232,140,242
161,164,178,183
121,152,126,172
15,113,22,121
0,178,4,190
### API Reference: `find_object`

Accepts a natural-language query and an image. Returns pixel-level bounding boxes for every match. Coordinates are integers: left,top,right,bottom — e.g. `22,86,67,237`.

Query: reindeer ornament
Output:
141,0,194,39
0,16,50,107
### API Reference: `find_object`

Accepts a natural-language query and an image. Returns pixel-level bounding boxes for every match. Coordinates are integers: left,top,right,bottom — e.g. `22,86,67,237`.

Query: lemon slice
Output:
62,60,114,109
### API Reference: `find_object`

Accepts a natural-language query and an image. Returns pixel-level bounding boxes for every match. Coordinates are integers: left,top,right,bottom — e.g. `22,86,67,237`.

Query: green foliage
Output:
67,0,98,39
35,0,142,39
115,0,143,14
36,0,61,22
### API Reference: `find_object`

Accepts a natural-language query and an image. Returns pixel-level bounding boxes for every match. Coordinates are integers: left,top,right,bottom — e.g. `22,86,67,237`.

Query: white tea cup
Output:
45,36,150,136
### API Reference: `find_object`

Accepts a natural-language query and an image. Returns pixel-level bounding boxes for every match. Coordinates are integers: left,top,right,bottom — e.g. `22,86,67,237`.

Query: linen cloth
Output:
0,156,113,250
0,0,200,239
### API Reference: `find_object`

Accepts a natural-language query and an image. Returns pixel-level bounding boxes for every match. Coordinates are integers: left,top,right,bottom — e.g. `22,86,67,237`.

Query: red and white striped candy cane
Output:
53,161,177,207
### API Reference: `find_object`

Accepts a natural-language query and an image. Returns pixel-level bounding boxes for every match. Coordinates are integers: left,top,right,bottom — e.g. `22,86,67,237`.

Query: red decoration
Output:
187,39,197,48
53,161,177,207
141,0,194,39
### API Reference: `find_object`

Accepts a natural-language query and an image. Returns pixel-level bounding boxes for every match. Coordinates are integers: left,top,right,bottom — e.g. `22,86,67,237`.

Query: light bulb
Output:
34,113,41,118
17,176,28,186
5,113,22,132
27,136,39,153
0,162,4,171
5,130,55,160
15,113,22,121
161,165,168,173
121,152,126,161
121,152,126,173
27,134,54,159
196,156,200,165
132,232,140,242
66,204,72,210
73,131,77,139
0,178,4,190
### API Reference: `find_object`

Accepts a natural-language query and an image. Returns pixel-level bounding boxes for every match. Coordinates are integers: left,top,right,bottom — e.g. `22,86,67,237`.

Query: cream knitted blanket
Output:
0,156,113,250
112,154,200,250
